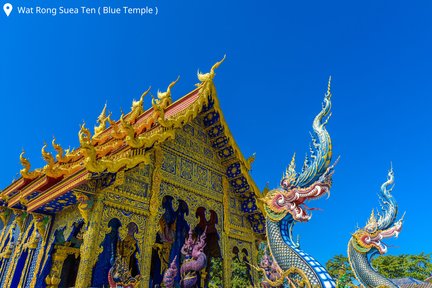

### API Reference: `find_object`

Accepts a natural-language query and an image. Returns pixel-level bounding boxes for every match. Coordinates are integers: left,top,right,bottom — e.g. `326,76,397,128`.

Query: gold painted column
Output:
221,232,231,288
45,245,79,288
2,210,28,287
141,148,162,288
29,214,52,288
222,177,231,288
74,195,105,288
45,249,68,288
0,207,11,244
250,239,260,285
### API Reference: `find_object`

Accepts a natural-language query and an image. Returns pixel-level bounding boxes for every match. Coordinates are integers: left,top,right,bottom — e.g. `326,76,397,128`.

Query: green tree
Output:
325,254,355,287
208,257,223,288
326,253,432,284
372,253,432,281
231,256,253,288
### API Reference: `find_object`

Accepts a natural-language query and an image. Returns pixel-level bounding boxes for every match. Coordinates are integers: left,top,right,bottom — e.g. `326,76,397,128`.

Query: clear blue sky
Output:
1,0,430,264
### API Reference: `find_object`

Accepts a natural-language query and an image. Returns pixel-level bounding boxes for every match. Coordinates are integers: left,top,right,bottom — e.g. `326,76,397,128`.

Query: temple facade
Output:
0,57,266,288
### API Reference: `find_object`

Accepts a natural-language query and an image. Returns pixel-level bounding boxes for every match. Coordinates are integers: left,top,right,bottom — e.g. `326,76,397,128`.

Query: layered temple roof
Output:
0,57,266,234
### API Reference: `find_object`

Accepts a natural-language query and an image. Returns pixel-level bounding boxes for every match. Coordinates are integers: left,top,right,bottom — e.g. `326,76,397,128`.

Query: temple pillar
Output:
141,147,162,288
74,194,105,288
0,207,11,244
45,245,79,288
2,209,28,287
222,177,231,287
28,214,52,288
221,232,231,287
45,249,67,288
251,239,260,285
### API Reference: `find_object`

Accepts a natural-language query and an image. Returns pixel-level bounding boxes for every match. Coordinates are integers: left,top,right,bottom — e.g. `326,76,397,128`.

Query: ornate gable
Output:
0,56,265,235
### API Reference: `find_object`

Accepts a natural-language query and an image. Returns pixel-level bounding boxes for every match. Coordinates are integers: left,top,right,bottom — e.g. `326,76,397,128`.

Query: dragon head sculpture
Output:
351,167,403,255
261,78,335,224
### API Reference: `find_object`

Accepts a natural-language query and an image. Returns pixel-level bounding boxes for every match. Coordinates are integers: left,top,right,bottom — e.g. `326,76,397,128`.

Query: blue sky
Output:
1,0,431,265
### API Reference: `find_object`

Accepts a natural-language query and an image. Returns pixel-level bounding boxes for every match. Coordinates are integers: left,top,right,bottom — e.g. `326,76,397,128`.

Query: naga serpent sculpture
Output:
348,167,403,288
259,248,282,288
162,256,178,288
179,228,207,288
260,78,336,288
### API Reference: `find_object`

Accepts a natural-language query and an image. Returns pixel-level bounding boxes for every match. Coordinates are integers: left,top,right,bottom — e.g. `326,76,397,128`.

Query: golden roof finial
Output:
108,115,123,140
246,152,256,171
41,142,55,168
19,150,42,180
120,113,136,141
129,86,151,123
78,122,92,144
97,103,108,122
41,142,48,157
155,77,180,108
20,150,31,174
52,137,64,162
197,55,226,83
94,103,112,136
133,86,151,110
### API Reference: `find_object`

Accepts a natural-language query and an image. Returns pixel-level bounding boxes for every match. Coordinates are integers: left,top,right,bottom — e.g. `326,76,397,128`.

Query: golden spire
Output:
94,103,111,136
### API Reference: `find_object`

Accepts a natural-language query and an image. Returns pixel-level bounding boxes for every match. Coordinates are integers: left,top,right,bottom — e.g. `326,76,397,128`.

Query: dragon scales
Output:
348,167,403,288
260,79,336,288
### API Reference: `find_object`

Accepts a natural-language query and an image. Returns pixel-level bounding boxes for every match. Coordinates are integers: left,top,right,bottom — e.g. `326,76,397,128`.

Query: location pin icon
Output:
3,3,12,16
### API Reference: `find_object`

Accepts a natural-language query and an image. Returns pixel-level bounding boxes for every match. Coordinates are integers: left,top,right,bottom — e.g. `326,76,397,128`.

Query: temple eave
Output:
26,169,90,212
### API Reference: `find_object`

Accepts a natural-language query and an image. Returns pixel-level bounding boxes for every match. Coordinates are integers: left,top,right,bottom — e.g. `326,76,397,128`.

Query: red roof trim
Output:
27,170,89,212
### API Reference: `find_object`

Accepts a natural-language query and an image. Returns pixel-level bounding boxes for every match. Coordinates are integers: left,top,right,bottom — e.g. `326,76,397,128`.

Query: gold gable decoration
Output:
5,56,264,227
13,56,227,182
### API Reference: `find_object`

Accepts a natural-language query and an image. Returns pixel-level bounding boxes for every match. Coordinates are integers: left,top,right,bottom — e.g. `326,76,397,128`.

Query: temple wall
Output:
0,210,52,288
0,119,260,288
73,161,154,288
151,119,259,287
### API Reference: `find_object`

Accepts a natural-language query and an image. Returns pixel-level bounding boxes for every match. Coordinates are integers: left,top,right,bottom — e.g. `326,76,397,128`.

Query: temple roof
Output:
0,56,266,234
